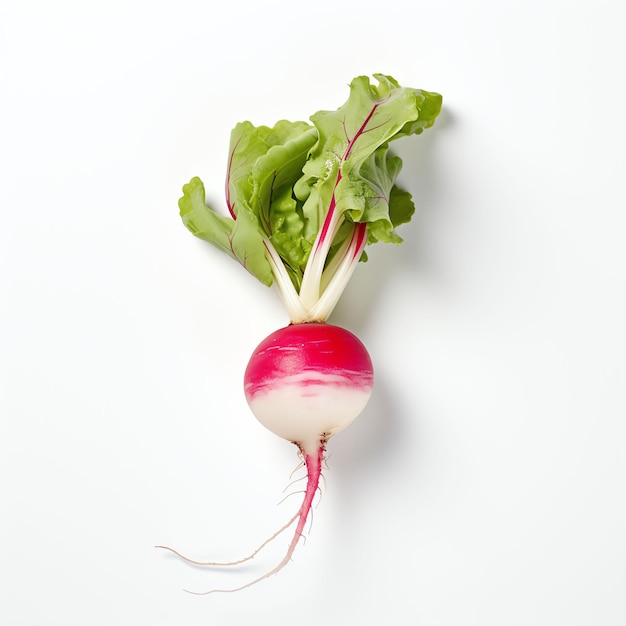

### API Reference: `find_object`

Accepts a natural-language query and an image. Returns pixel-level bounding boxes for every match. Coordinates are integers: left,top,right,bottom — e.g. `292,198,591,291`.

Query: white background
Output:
1,1,625,625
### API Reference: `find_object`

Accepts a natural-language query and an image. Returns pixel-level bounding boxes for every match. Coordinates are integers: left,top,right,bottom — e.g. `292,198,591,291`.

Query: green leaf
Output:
224,120,318,288
178,177,236,258
297,74,441,254
250,124,318,278
227,120,315,222
368,184,416,245
179,75,442,295
178,176,273,286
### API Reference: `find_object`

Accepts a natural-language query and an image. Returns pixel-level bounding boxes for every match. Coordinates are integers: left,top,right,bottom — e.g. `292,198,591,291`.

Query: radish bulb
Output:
158,74,442,593
245,322,374,456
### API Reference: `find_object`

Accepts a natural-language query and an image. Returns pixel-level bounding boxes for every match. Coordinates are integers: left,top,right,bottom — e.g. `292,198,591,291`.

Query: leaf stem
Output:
263,238,308,322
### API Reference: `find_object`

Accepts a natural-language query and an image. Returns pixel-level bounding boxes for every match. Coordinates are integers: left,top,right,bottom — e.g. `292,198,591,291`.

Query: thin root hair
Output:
282,474,306,494
154,510,299,568
276,489,306,506
319,472,327,493
183,445,325,594
289,460,305,479
183,525,306,596
323,451,332,469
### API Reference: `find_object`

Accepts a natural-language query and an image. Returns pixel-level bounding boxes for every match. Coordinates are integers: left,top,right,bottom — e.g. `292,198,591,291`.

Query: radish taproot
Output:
158,74,442,593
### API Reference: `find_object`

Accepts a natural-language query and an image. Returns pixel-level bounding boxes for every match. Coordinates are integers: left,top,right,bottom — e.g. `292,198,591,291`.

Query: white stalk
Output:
264,207,367,324
298,208,344,311
309,224,367,321
263,239,309,322
319,232,352,295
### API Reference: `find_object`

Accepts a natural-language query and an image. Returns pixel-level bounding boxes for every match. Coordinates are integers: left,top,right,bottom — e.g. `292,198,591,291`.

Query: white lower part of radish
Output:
245,371,372,455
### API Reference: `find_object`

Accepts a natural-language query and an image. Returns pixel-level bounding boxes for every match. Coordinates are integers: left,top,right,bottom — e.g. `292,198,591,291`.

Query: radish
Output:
158,74,442,593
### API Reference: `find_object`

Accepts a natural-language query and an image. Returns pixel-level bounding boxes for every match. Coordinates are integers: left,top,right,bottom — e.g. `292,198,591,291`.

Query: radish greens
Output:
179,74,442,322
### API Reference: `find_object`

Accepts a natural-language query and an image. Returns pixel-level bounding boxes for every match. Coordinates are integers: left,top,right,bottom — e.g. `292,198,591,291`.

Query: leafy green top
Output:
179,74,442,322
